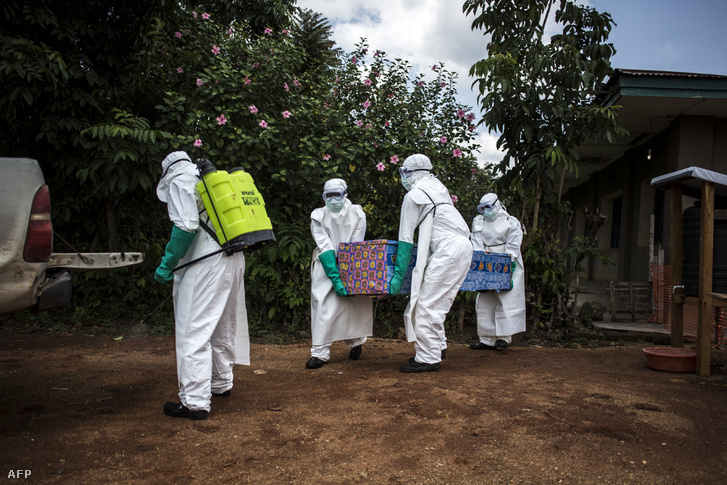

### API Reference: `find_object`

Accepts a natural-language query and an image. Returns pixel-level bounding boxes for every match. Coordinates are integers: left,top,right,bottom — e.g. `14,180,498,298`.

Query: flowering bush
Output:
325,41,484,239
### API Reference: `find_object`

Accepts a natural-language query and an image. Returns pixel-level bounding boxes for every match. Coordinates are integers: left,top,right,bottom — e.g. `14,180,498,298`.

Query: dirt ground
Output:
1,327,727,485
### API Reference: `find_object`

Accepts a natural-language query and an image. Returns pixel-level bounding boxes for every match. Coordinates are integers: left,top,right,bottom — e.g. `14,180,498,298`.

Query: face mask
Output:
482,209,497,222
326,199,344,213
401,176,412,191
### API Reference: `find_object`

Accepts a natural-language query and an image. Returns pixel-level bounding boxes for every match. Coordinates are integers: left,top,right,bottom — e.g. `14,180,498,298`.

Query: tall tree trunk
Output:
558,168,566,203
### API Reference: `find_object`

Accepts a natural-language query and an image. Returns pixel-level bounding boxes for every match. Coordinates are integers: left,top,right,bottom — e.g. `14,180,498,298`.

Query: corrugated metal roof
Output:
600,68,727,103
613,68,727,80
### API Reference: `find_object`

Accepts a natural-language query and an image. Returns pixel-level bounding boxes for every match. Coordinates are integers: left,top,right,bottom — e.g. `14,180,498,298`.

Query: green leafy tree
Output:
295,8,342,77
187,0,297,34
464,0,626,329
0,1,173,250
0,0,178,319
1,0,489,337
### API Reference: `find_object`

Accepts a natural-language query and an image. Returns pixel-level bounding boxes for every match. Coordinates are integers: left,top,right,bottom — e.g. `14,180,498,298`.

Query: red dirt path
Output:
1,329,726,484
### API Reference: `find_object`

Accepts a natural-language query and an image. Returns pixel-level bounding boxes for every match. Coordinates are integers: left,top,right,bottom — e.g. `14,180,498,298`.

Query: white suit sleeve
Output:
506,217,523,261
310,214,335,254
167,179,200,233
351,206,366,242
398,194,428,244
470,216,486,252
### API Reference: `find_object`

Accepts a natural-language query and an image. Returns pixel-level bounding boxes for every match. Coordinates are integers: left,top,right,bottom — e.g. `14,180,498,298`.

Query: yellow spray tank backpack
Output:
195,158,276,253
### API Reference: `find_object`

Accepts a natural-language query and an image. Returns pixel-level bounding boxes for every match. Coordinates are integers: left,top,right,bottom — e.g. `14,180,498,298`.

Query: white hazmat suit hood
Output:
400,154,432,191
323,178,348,214
157,151,197,203
477,193,506,222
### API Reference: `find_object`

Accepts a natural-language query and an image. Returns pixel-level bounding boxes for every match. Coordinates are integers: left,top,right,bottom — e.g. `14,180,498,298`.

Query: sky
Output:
296,0,727,166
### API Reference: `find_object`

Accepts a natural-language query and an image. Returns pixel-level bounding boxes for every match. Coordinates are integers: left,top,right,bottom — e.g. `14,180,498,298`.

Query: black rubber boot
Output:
495,340,509,350
349,345,362,360
163,401,208,420
470,342,496,350
400,361,440,373
306,357,326,369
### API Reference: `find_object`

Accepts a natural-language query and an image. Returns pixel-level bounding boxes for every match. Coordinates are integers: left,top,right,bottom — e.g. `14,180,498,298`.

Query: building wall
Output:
712,119,727,171
567,114,724,284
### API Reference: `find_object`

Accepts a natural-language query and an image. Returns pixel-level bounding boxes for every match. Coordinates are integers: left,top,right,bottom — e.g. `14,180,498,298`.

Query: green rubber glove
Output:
155,226,198,284
318,249,347,296
389,241,414,295
510,260,517,290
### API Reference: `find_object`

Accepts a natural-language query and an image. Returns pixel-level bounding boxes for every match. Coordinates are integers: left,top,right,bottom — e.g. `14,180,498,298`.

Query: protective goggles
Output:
399,166,429,177
477,198,499,214
322,190,346,202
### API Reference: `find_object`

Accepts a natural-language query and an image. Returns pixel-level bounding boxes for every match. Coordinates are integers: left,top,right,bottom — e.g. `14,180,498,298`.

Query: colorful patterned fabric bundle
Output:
460,251,512,291
338,240,416,296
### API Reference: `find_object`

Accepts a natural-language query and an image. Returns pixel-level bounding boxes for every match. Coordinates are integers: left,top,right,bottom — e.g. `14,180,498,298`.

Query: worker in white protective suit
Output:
390,154,473,373
155,151,249,420
307,178,373,369
470,193,526,350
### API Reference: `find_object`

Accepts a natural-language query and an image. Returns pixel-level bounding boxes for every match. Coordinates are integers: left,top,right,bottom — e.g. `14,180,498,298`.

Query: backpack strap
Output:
418,188,444,217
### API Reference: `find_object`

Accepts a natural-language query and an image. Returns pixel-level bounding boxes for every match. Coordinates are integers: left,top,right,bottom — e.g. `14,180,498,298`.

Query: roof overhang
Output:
563,69,727,192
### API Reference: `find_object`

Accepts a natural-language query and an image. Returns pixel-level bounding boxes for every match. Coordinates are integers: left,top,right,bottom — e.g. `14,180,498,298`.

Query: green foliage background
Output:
0,1,492,336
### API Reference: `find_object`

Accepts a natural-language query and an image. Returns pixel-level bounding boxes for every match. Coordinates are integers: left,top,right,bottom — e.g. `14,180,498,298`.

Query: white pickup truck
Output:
0,158,144,315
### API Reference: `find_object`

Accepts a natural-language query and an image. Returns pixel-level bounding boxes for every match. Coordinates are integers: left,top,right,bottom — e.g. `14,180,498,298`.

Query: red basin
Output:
643,347,697,373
